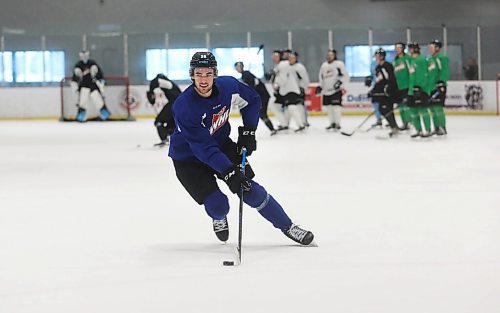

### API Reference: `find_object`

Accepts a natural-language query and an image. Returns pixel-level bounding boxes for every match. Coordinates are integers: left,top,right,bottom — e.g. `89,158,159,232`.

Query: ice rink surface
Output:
1,115,500,313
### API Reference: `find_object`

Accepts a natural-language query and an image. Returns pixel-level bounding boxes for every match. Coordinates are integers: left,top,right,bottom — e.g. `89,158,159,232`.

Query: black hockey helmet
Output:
409,42,420,53
190,51,218,76
234,61,244,68
429,39,442,48
374,48,386,58
395,42,406,50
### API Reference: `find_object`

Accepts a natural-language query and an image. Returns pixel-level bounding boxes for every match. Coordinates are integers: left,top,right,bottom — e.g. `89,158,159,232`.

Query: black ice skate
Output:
282,224,314,245
294,126,306,133
388,128,399,138
371,120,383,127
411,130,422,138
276,126,289,132
154,137,169,147
213,217,229,242
326,123,336,130
435,127,445,136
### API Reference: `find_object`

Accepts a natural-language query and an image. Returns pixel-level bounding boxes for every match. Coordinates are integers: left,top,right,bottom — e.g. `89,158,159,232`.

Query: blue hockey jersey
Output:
168,76,261,173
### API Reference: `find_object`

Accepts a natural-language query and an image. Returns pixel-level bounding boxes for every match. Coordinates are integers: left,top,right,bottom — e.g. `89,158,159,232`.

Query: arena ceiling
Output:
1,0,499,36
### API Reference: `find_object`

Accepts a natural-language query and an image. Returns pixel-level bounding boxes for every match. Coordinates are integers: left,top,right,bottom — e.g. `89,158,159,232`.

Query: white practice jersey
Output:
318,60,350,96
274,60,301,96
290,62,310,90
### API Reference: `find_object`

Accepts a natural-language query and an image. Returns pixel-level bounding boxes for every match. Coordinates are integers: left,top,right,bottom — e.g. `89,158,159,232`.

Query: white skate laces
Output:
286,224,308,242
213,218,228,233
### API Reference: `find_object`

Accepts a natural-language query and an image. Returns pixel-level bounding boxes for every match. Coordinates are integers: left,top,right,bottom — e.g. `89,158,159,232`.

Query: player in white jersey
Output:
289,51,310,127
273,51,306,132
316,49,350,130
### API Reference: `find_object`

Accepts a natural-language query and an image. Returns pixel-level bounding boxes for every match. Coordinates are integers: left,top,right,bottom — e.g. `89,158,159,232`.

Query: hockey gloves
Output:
333,80,342,91
315,86,322,95
237,126,256,156
364,76,372,87
146,91,156,105
222,165,252,194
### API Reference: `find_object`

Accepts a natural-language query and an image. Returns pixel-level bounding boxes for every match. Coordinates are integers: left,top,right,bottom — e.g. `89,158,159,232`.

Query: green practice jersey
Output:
393,54,411,90
409,54,430,95
427,52,450,88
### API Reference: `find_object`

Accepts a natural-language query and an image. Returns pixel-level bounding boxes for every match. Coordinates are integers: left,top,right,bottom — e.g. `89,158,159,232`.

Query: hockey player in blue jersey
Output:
168,51,314,245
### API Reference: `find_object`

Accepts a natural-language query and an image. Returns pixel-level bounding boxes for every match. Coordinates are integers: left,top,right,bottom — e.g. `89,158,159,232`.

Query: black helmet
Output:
395,42,406,50
190,51,218,76
374,48,386,58
234,61,244,68
409,42,420,53
429,39,442,48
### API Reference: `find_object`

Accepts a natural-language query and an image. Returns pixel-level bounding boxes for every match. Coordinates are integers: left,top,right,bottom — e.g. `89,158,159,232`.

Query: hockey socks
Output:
399,104,411,126
240,180,292,231
410,107,431,133
431,105,446,129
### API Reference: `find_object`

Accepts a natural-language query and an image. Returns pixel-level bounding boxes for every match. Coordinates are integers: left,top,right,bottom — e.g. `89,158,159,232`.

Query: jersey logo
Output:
209,106,229,135
428,62,436,71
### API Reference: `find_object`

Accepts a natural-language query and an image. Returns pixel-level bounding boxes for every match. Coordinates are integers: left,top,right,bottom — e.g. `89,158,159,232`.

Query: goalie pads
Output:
70,81,79,93
74,67,83,78
90,65,99,78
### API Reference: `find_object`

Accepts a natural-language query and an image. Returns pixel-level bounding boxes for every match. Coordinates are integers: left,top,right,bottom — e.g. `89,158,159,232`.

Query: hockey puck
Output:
223,261,234,266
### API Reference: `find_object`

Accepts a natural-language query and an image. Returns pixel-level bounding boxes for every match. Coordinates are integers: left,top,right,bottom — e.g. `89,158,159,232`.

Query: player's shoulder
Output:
173,85,196,112
215,76,240,88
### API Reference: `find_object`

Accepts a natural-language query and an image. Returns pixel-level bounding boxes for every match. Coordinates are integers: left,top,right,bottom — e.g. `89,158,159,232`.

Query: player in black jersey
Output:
370,48,400,137
146,74,181,147
234,62,277,135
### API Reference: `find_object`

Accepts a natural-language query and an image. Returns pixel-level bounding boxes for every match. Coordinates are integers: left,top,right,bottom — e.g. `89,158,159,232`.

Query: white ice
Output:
1,116,500,313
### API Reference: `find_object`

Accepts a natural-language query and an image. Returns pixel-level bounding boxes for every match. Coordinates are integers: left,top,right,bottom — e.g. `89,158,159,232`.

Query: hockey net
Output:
60,76,134,121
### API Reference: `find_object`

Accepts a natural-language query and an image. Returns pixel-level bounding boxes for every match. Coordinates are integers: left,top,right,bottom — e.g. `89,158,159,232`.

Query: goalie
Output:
147,74,181,147
71,51,110,122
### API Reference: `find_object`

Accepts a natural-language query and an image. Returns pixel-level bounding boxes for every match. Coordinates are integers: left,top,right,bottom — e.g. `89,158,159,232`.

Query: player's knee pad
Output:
90,90,104,109
203,189,230,220
241,180,269,211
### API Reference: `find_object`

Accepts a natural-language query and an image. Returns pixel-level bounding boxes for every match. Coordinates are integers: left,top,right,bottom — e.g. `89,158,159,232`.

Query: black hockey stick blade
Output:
341,131,353,136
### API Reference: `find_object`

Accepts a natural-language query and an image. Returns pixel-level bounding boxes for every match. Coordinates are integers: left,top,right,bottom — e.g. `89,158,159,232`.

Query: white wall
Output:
1,81,498,119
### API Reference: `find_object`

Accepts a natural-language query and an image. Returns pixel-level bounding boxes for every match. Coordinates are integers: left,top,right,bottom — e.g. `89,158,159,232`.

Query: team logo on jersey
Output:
209,106,229,135
428,62,436,71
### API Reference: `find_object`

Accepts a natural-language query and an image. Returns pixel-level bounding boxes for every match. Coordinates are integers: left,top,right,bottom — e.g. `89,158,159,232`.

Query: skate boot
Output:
326,123,336,130
213,217,229,242
371,120,383,128
399,123,410,131
388,128,399,138
76,108,87,122
435,127,445,136
410,130,422,138
99,105,111,121
154,137,169,147
282,224,314,245
294,126,306,133
276,125,289,132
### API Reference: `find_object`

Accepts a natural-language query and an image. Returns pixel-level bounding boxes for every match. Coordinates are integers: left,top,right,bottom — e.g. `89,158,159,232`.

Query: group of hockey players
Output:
243,48,350,134
366,39,450,138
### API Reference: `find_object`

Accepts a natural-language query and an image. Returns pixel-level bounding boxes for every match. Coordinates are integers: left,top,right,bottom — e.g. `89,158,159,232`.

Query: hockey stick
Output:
365,105,400,133
223,147,247,267
257,44,264,55
341,111,375,136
